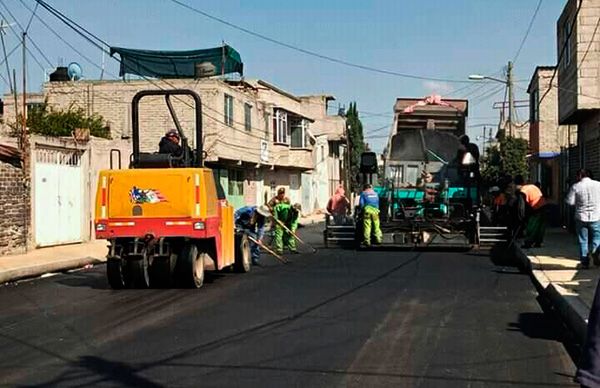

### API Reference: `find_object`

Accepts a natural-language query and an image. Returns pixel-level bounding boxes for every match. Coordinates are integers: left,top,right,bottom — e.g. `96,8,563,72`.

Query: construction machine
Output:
355,96,482,249
94,89,250,289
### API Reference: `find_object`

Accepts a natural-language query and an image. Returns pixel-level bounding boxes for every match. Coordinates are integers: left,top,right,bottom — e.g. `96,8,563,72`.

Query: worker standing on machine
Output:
360,184,383,247
234,205,272,265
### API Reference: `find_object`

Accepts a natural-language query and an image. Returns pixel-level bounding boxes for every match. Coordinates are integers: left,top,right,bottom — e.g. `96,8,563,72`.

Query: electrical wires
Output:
513,0,543,64
167,0,476,84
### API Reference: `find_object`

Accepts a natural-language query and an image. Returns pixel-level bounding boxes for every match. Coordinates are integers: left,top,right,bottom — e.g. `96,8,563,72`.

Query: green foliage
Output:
346,102,365,188
481,136,529,184
26,102,110,139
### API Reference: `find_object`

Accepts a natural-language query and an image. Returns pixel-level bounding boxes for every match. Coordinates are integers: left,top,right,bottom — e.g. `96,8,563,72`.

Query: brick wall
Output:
0,159,26,255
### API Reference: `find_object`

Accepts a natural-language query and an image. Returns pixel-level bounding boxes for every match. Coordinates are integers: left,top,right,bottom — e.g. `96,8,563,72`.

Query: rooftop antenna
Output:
67,62,82,81
0,20,15,93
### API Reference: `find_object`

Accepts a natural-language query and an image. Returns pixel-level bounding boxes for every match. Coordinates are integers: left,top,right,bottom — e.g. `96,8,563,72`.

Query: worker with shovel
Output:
273,202,302,255
234,205,272,265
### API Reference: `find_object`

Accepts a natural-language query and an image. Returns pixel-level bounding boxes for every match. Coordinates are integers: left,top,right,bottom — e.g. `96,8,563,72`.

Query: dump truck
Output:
94,89,250,289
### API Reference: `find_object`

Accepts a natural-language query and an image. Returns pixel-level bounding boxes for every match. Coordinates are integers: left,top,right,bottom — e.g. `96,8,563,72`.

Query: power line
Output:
364,124,389,135
19,0,110,75
167,0,476,84
513,0,543,64
34,0,109,50
578,16,600,70
29,1,358,153
24,2,38,33
470,85,505,107
0,0,50,69
539,0,583,105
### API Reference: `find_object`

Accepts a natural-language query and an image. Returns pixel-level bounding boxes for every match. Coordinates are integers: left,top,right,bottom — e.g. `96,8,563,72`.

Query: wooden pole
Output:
21,32,30,252
247,235,288,264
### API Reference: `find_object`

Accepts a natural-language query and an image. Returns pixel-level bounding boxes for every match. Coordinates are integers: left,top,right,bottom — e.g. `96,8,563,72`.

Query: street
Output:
0,225,577,387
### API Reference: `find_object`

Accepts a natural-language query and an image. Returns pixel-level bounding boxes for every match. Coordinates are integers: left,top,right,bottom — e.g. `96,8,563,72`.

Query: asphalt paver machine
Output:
354,96,482,249
94,89,250,289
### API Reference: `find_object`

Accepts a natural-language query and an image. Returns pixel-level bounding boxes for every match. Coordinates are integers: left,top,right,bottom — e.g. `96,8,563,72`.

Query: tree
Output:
481,136,529,185
23,102,110,139
346,102,365,188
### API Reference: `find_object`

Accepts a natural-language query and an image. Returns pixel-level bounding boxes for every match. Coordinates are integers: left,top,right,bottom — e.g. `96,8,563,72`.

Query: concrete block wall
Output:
531,69,574,153
0,159,26,255
558,0,600,123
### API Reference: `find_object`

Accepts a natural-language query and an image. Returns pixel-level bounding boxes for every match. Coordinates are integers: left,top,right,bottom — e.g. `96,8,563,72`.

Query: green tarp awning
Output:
110,45,243,78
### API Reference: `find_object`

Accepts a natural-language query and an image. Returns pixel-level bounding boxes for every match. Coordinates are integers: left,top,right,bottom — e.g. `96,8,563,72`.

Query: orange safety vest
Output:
520,184,545,210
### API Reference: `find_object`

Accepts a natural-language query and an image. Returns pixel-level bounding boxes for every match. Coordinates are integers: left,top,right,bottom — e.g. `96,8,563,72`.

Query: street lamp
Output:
468,74,507,84
468,61,515,137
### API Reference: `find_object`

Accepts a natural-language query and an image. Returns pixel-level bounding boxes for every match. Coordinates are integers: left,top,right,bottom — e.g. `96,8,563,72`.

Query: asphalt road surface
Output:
0,225,578,387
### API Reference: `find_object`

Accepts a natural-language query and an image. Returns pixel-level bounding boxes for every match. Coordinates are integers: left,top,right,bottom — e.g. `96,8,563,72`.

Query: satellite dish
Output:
67,62,82,81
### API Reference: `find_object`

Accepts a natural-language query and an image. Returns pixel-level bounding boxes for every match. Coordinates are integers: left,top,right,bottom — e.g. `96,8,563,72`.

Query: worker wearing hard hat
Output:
234,205,272,265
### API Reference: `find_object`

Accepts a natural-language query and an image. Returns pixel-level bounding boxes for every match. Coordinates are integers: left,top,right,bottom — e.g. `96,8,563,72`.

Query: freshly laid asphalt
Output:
0,226,578,387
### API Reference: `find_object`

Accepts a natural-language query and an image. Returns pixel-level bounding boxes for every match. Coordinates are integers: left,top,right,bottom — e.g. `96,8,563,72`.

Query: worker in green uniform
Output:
287,203,302,253
273,202,302,254
360,184,383,246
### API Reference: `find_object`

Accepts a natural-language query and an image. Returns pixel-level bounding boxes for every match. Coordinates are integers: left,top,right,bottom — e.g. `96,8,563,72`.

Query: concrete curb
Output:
0,256,106,284
515,246,588,343
299,218,325,227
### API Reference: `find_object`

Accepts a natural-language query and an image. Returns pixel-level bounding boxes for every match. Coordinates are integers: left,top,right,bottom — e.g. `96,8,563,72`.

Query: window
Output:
563,21,572,69
27,102,44,116
272,109,288,144
224,94,234,126
530,88,539,123
227,169,244,196
290,118,309,148
390,166,403,184
329,142,340,158
244,103,252,131
405,165,419,185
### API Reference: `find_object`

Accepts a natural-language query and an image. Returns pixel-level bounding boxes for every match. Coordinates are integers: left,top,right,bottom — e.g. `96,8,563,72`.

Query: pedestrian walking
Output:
327,186,351,224
359,184,383,247
566,169,600,269
234,205,272,265
514,175,547,248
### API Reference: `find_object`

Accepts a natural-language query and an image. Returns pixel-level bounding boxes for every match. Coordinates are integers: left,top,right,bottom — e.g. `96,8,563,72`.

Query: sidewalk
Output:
516,227,596,342
299,212,326,226
0,240,108,284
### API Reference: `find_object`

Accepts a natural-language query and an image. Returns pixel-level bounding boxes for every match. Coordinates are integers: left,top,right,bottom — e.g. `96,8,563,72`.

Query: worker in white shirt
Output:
566,169,600,269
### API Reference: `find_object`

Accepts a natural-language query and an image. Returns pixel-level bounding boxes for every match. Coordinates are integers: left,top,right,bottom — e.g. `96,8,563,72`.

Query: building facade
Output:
1,77,346,237
527,66,577,204
557,0,600,177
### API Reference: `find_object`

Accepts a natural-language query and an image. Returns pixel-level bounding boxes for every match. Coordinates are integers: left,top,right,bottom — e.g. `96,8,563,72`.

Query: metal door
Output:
34,148,83,246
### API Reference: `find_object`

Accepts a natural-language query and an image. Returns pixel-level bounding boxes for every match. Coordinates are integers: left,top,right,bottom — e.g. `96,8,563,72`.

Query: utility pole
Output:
507,61,514,137
21,31,30,251
345,123,352,195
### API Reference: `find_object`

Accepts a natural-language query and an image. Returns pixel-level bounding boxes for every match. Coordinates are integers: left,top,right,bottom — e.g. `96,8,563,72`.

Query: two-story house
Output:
527,66,576,205
557,0,600,177
0,75,345,248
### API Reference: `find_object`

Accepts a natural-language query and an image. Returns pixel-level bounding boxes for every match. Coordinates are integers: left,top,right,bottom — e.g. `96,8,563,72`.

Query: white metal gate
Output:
34,148,83,247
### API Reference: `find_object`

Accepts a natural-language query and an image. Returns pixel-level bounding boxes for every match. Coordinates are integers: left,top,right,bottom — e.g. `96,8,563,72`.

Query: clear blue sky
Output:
3,0,566,152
